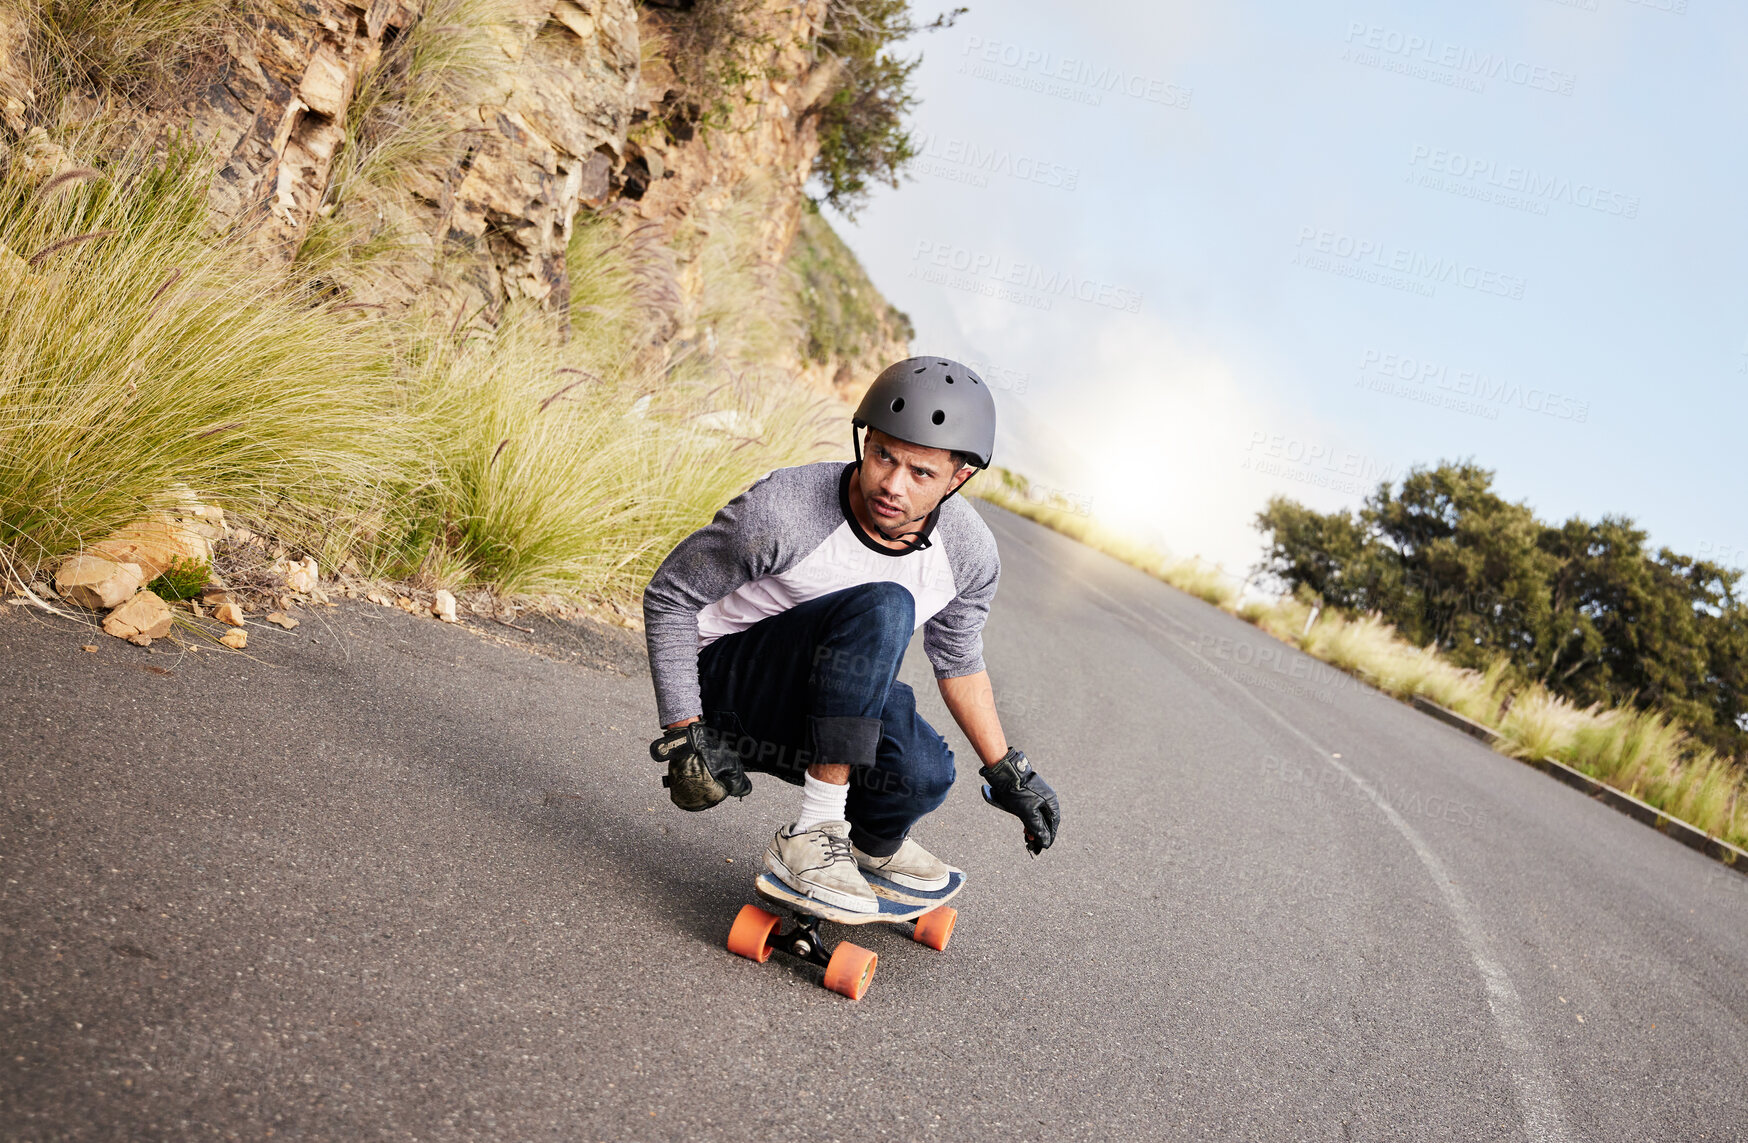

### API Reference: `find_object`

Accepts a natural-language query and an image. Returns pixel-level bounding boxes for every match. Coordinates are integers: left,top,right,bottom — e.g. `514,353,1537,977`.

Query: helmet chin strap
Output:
850,425,953,553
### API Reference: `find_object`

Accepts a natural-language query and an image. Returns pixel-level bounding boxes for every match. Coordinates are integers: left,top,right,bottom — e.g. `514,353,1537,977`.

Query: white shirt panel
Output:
696,521,958,646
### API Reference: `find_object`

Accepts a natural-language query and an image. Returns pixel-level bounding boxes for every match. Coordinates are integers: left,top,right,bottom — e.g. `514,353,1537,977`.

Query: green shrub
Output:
786,202,913,372
809,1,966,217
148,554,210,601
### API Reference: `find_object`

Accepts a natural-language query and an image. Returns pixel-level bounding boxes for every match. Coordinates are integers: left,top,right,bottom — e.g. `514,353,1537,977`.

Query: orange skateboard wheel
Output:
822,941,877,999
912,905,956,951
727,904,780,962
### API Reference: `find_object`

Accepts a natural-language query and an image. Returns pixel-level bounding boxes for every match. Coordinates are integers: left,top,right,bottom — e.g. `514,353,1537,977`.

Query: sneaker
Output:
852,836,954,893
765,820,878,914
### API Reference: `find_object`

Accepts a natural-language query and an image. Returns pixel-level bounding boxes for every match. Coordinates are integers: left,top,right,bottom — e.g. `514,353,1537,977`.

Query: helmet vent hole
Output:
913,367,926,374
890,397,905,413
945,375,955,384
931,410,946,426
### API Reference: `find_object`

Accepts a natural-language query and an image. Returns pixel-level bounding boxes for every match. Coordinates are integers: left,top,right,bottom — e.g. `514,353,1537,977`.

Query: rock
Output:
299,42,353,118
272,556,319,594
265,612,299,630
432,590,459,623
215,601,244,626
82,644,97,653
102,590,174,641
14,126,75,184
220,628,248,650
89,514,211,581
128,633,153,647
55,554,146,610
0,6,32,134
365,590,394,607
174,502,228,542
395,596,419,613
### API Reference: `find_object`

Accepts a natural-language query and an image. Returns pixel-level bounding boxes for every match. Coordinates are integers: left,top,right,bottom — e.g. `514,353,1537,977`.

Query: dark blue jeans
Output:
696,582,955,857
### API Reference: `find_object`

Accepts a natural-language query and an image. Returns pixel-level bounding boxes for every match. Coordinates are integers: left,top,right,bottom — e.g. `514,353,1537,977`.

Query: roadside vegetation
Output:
635,0,963,217
2,0,869,614
0,142,838,611
786,200,915,380
971,467,1748,851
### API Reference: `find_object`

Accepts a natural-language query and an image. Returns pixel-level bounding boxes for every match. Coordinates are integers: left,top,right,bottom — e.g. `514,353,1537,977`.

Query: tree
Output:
1365,462,1553,668
807,1,966,217
1253,460,1748,757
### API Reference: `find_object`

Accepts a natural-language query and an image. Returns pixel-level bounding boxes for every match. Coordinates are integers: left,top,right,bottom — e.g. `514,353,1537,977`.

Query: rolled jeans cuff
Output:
807,714,882,771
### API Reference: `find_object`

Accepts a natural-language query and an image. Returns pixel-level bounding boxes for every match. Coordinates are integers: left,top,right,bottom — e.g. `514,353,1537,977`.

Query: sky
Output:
820,0,1748,586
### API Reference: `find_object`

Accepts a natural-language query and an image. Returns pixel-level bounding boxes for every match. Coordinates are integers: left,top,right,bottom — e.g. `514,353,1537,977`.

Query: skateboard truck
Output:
766,913,833,971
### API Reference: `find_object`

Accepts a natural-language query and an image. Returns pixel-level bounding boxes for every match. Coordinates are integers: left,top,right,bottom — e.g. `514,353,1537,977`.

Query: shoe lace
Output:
818,831,855,866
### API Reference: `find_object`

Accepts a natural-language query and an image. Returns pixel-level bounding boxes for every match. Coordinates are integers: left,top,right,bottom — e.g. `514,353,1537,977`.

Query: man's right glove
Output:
979,747,1060,856
651,722,751,812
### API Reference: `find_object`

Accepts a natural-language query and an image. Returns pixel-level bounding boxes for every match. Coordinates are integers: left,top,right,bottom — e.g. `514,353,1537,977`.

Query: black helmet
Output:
852,356,996,469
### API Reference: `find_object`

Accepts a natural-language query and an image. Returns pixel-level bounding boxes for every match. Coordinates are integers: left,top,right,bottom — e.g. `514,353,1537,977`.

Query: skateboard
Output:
725,869,966,1000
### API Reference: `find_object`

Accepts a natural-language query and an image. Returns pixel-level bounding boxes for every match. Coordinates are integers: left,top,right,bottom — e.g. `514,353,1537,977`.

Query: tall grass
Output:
0,143,409,575
381,302,838,598
367,173,841,600
974,469,1748,850
297,0,509,284
0,130,840,607
20,0,239,103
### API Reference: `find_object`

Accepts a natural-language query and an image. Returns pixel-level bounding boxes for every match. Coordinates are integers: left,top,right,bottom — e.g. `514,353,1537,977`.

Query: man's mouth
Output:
870,497,904,519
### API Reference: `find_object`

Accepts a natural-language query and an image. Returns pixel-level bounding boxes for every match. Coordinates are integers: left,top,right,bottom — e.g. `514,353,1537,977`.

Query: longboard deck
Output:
755,870,965,926
862,868,965,906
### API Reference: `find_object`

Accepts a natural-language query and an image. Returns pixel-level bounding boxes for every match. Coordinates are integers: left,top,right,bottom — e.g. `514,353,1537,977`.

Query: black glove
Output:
979,748,1060,855
651,722,751,812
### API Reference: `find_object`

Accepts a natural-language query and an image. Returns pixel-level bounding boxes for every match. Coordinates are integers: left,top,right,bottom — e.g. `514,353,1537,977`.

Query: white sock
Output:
792,772,850,833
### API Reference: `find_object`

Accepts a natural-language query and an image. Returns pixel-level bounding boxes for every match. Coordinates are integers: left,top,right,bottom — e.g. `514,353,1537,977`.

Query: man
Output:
642,356,1061,914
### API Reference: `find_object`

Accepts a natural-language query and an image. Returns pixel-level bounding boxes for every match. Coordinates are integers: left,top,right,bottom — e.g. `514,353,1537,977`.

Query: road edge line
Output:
1407,696,1748,880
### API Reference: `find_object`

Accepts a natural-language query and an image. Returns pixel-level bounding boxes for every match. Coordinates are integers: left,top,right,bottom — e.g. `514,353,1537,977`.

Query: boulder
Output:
214,601,244,626
102,590,174,642
55,554,146,610
220,628,247,650
432,590,459,623
89,514,211,581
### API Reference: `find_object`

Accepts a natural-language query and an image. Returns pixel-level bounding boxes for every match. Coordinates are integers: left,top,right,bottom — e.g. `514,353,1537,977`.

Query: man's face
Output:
857,429,972,532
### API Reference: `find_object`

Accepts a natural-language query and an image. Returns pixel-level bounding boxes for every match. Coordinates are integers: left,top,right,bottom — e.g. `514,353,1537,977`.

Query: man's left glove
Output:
651,722,751,812
979,748,1060,856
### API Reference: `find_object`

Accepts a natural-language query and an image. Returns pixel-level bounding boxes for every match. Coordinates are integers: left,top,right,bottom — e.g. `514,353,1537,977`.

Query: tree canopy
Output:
808,1,966,217
1255,461,1747,757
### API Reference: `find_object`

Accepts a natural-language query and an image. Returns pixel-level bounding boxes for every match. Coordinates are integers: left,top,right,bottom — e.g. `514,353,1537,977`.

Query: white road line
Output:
999,523,1572,1143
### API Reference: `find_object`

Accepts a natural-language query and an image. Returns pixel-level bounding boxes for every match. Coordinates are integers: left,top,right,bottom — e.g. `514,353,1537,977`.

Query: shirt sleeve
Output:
641,471,785,727
922,504,1001,679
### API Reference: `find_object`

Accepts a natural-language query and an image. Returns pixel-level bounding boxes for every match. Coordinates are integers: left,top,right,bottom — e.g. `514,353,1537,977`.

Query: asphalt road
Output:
3,502,1745,1142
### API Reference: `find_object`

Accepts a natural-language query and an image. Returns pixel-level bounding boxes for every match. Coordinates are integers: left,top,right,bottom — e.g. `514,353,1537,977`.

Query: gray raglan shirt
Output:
642,460,1001,727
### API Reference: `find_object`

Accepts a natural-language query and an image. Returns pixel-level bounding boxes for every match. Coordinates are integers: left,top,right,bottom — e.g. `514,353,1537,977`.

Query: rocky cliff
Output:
0,0,906,390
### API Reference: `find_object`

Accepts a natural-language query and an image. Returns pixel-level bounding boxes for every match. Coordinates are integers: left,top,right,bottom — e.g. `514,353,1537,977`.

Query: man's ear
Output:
948,466,975,495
